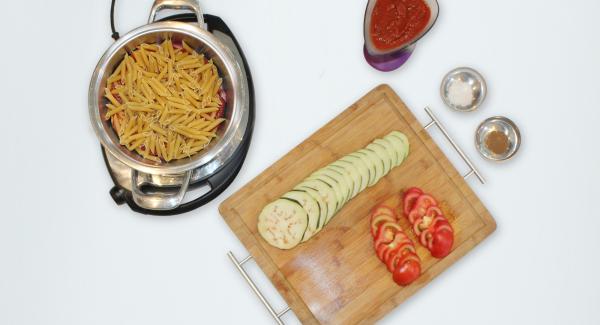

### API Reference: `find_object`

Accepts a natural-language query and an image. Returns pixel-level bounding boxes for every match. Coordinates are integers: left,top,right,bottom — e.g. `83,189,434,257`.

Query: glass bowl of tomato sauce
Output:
363,0,439,71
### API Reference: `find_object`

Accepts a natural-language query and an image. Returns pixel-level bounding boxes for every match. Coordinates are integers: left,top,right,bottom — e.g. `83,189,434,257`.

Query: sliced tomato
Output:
416,194,437,207
368,194,426,286
375,243,389,262
387,248,419,272
420,229,433,247
425,206,443,219
385,245,415,271
399,252,421,270
386,249,403,272
412,194,438,216
403,191,422,215
412,217,423,236
374,222,402,247
382,233,413,262
370,214,396,237
399,189,455,259
392,256,421,286
429,228,454,258
407,209,422,224
384,241,417,266
386,252,402,272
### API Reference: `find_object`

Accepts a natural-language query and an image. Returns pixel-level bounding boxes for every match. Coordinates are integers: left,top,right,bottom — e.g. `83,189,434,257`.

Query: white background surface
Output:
1,0,599,324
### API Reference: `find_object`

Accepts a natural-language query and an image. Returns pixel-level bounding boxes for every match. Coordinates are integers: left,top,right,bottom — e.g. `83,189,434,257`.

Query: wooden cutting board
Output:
219,85,496,324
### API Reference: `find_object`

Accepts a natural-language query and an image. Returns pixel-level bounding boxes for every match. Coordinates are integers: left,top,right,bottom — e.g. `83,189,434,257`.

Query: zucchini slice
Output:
282,190,320,241
374,138,399,167
331,160,361,199
367,142,392,175
307,171,345,211
382,134,405,165
351,151,377,186
295,179,336,225
324,165,353,204
296,186,327,231
257,198,308,250
340,155,370,192
387,131,409,159
358,148,384,185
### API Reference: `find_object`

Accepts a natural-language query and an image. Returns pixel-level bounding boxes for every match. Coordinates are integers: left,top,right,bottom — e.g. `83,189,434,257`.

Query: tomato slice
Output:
429,228,454,258
420,229,432,247
425,206,443,219
392,256,421,286
370,214,396,237
412,194,438,216
407,209,422,224
386,249,404,272
412,217,423,236
375,242,389,262
386,252,401,272
385,244,415,271
374,222,402,247
416,194,437,207
403,191,422,215
399,252,421,267
382,233,413,262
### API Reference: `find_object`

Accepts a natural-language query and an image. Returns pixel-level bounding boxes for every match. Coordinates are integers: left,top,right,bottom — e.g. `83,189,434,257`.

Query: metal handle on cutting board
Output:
149,0,205,28
423,107,485,184
228,251,291,325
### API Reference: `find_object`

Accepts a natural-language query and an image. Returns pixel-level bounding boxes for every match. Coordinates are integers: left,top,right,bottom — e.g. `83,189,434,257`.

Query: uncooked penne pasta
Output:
104,38,225,162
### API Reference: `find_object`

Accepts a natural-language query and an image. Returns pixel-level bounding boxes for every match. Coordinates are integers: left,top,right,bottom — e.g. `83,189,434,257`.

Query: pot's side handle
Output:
130,170,192,210
148,0,205,28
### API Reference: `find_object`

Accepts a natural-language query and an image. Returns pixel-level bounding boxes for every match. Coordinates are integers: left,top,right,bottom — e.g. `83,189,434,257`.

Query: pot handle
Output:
130,169,192,210
148,0,205,28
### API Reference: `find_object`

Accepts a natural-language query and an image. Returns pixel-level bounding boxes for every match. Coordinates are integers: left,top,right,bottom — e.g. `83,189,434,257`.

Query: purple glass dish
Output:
364,44,414,72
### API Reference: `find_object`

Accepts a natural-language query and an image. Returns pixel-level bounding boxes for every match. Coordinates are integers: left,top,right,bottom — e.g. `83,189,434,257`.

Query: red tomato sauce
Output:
370,0,431,51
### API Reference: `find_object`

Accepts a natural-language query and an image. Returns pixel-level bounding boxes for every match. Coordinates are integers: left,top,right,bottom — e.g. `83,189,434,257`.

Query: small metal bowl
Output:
440,67,487,112
475,116,521,161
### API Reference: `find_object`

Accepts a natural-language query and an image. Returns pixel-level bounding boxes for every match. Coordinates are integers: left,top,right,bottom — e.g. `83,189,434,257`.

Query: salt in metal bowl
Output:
440,67,487,112
475,116,521,161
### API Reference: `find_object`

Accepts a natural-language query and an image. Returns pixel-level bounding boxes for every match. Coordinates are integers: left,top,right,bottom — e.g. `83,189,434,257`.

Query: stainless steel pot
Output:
89,0,249,210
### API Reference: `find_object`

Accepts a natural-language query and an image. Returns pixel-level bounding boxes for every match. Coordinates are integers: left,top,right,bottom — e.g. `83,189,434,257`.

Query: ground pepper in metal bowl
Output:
485,131,509,155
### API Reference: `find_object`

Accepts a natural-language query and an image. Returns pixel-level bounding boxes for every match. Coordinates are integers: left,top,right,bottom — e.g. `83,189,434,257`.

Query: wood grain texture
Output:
219,85,496,324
